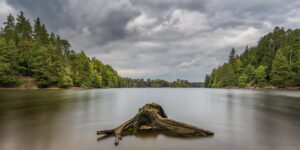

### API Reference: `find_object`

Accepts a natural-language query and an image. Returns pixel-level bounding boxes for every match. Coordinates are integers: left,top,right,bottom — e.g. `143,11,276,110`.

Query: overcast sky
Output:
1,0,300,81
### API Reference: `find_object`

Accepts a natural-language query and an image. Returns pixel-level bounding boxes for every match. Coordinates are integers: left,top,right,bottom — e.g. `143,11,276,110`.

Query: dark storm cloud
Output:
2,0,300,81
129,0,208,14
6,0,73,30
5,0,141,46
93,5,140,43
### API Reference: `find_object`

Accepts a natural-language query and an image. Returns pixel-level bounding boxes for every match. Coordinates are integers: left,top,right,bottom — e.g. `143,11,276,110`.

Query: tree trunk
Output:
97,103,213,145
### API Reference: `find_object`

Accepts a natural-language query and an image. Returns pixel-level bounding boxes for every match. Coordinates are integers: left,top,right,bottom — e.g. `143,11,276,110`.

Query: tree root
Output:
97,103,214,145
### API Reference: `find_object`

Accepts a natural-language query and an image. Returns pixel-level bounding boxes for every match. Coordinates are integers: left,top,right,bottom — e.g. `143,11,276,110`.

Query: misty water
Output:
0,88,300,150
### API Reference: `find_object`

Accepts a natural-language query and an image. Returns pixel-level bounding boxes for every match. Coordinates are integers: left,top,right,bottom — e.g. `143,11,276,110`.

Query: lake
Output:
0,88,300,150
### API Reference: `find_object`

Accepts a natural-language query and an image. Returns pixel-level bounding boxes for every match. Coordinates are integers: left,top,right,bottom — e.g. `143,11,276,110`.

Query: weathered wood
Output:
97,103,213,145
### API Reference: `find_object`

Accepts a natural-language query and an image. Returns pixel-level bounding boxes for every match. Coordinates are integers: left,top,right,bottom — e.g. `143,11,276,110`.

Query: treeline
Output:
205,27,300,88
123,78,191,87
0,12,123,88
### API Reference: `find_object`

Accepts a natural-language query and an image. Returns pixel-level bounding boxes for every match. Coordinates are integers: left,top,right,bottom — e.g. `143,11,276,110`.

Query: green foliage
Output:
270,50,292,87
245,64,255,82
2,14,16,42
237,74,248,87
254,65,267,87
58,75,73,88
293,52,300,85
205,27,300,88
0,12,123,88
0,37,20,87
228,48,236,64
204,74,210,87
123,78,191,88
15,11,32,42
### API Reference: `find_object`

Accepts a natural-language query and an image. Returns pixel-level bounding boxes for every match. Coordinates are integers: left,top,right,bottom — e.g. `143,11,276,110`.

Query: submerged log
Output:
97,103,214,145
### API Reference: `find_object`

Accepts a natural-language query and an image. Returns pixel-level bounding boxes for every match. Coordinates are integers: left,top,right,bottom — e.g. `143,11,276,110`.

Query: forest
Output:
123,78,192,88
0,12,123,88
205,27,300,88
0,12,195,88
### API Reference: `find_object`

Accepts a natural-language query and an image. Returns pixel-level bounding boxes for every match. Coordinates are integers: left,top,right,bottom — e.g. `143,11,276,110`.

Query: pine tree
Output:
33,18,42,40
205,27,300,88
0,13,126,88
254,65,267,87
245,64,255,82
2,14,16,42
270,50,292,87
293,52,300,85
228,48,236,64
0,38,19,86
15,11,32,42
40,24,49,44
33,18,49,45
204,74,210,87
237,74,248,88
15,12,33,75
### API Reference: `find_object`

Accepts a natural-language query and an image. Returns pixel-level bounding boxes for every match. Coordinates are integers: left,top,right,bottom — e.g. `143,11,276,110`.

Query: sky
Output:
1,0,300,82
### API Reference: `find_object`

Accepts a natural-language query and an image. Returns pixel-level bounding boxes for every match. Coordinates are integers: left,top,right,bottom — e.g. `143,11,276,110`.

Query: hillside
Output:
205,27,300,88
0,12,123,88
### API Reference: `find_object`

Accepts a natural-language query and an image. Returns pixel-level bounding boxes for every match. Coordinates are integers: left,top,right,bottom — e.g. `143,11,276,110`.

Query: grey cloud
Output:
95,5,140,43
0,0,17,22
5,0,140,46
2,0,300,81
130,0,208,14
6,0,73,30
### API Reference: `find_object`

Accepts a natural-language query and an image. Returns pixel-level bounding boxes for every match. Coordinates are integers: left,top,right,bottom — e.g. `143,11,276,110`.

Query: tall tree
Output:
0,13,124,88
2,14,16,42
33,18,49,45
15,11,33,75
0,38,19,86
15,11,32,42
254,65,267,87
228,48,236,64
270,50,292,87
205,27,300,88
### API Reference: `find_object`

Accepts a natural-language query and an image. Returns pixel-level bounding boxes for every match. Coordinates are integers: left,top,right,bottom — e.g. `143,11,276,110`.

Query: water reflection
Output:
0,88,299,150
97,130,207,143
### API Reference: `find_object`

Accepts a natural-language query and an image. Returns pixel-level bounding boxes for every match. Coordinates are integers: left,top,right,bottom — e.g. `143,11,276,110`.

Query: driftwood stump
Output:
97,103,214,145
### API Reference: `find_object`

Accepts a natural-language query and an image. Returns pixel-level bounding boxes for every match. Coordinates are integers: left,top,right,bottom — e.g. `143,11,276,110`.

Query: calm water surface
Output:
0,88,300,150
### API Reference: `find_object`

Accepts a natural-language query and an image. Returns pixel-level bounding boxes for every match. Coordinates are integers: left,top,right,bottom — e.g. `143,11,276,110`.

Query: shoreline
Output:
220,86,300,90
1,86,300,90
0,86,84,90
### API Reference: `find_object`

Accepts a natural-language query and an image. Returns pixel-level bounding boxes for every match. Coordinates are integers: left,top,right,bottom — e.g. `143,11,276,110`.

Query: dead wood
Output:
97,103,213,145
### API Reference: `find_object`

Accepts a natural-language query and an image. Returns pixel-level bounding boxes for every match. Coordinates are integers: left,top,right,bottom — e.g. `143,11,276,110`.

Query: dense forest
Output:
0,12,123,88
0,12,196,89
205,27,300,88
123,78,192,88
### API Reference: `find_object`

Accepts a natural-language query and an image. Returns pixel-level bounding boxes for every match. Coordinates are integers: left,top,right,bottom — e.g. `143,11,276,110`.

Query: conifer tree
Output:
0,13,124,88
15,11,32,42
228,48,236,64
2,14,16,42
254,65,267,87
270,50,292,87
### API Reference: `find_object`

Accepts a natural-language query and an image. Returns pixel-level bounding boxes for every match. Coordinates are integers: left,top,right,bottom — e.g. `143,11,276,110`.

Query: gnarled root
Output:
97,103,213,145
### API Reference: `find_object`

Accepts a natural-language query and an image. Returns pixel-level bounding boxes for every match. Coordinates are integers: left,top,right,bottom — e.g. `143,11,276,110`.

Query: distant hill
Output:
123,78,192,88
205,27,300,88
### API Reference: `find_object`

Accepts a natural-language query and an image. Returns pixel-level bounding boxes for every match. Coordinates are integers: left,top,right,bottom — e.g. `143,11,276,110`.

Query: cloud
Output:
0,0,17,21
6,0,72,29
2,0,300,81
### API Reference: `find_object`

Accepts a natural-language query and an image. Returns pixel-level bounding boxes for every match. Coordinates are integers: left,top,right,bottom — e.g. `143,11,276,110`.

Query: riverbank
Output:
0,86,83,90
1,77,299,90
222,85,300,90
1,86,300,90
0,76,85,90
